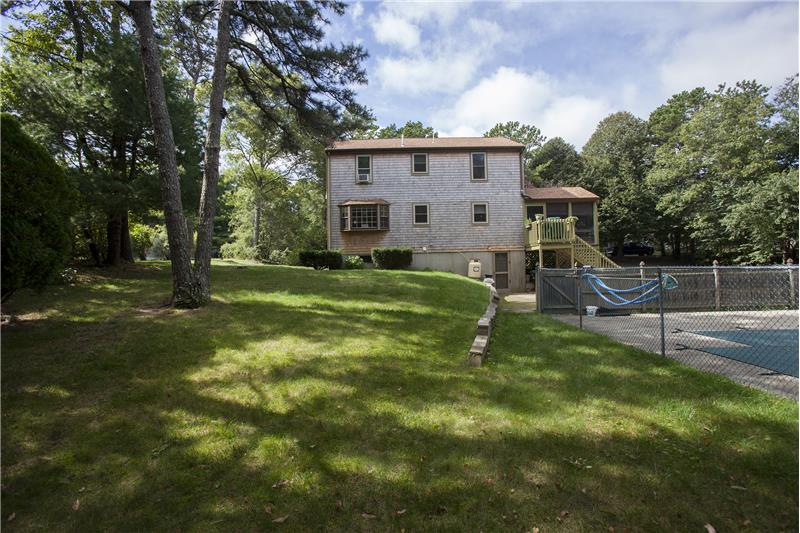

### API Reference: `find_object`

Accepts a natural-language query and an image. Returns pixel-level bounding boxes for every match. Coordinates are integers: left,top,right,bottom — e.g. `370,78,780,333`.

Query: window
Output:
340,203,389,231
471,152,487,181
547,202,568,219
472,202,489,224
526,205,544,221
351,205,377,229
379,204,389,229
355,155,372,183
412,153,428,174
571,202,595,243
413,203,429,225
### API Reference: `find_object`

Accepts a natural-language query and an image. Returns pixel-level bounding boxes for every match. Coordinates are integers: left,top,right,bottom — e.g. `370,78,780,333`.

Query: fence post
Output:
713,259,721,310
657,267,666,357
535,266,542,312
577,265,583,330
639,260,646,312
788,258,796,308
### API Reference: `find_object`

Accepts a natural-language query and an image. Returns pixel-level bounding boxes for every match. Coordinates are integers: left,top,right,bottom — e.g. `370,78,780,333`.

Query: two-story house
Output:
325,137,615,292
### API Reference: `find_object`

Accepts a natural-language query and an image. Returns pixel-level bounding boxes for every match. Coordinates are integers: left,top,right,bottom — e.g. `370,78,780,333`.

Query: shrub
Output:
129,222,156,260
1,113,76,301
344,255,365,270
299,250,342,270
266,248,291,265
371,247,413,270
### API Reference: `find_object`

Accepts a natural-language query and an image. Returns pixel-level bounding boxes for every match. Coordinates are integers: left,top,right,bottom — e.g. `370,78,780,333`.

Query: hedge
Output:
1,113,76,301
371,247,413,269
299,250,342,270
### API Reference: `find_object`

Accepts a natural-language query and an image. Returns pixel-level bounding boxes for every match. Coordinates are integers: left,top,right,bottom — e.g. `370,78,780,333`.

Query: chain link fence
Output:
536,265,799,398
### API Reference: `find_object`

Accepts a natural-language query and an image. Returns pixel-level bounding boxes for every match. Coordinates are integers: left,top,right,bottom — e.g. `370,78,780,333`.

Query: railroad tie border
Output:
468,279,500,366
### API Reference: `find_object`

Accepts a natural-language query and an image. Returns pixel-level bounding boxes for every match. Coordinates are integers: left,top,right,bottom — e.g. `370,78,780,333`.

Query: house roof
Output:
523,186,599,201
326,137,525,152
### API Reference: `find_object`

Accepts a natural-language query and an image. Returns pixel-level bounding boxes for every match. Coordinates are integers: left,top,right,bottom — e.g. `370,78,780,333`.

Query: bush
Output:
371,247,413,270
129,222,156,260
299,250,342,270
1,113,76,300
344,255,365,270
266,248,291,265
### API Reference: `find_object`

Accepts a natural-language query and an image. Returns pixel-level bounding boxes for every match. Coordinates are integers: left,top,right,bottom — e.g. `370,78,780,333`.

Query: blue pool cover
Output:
695,329,799,377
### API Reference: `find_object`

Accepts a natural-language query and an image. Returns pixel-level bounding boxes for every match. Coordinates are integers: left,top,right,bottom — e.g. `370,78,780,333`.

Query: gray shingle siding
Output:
328,151,525,253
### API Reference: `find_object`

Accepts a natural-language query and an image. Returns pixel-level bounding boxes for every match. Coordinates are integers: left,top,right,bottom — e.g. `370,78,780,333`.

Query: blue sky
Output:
326,1,798,148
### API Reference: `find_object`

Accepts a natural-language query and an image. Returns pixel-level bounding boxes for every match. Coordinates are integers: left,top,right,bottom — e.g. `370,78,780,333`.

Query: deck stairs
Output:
527,217,621,269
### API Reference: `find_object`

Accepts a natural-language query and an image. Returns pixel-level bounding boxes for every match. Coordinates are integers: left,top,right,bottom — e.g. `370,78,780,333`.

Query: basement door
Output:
494,252,509,290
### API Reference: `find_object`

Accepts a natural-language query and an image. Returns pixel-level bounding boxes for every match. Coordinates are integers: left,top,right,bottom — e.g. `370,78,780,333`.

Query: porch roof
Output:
523,186,599,201
339,198,389,206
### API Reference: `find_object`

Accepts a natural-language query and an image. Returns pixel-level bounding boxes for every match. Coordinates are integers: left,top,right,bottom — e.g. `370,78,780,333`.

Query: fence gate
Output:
536,268,577,311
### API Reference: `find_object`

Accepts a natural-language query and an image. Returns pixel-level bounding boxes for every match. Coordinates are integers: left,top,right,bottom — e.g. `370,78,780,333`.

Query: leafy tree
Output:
724,170,798,263
646,87,711,257
1,114,77,301
484,121,545,150
123,0,369,307
770,75,799,171
647,81,784,260
354,120,437,139
582,112,655,255
154,1,216,102
484,121,545,183
380,121,437,138
1,2,202,267
528,137,583,186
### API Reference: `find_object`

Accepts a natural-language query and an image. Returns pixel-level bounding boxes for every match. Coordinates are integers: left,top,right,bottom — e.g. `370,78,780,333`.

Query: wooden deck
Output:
525,216,620,269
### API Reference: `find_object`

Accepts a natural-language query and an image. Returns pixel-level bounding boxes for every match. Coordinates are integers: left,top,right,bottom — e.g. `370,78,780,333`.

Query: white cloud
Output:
349,2,364,19
659,4,797,95
380,1,464,26
369,1,498,94
375,53,477,95
370,12,421,50
433,67,612,148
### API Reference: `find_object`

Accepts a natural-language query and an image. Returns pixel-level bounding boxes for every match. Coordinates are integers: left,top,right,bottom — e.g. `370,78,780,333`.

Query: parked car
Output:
604,242,655,257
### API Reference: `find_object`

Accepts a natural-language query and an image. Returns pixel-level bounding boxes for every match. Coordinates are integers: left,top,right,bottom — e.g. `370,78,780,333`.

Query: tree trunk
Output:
83,226,102,267
130,1,202,307
105,212,122,266
194,0,232,301
253,197,261,249
673,228,682,259
120,211,134,262
105,210,134,266
614,233,625,259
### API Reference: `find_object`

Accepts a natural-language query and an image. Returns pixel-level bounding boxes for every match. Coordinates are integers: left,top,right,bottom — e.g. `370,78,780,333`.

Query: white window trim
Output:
412,203,430,226
340,203,389,231
471,202,489,225
355,154,372,184
470,152,487,181
411,153,429,175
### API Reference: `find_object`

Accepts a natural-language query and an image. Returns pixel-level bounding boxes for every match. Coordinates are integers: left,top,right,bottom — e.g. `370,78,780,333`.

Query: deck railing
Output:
526,216,576,246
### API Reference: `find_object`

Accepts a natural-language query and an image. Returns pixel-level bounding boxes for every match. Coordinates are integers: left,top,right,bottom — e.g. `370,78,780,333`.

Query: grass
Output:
2,261,797,532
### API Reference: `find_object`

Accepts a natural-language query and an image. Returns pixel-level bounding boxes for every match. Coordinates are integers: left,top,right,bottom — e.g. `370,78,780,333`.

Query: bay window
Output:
340,202,389,231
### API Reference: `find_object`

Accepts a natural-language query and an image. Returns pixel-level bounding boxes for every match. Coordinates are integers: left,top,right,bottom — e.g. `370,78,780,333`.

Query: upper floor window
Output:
412,153,428,174
472,202,489,224
471,152,487,181
413,203,430,225
340,202,389,231
355,155,372,183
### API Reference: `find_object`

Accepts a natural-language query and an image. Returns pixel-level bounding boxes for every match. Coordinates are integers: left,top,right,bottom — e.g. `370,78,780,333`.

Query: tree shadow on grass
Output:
1,266,797,532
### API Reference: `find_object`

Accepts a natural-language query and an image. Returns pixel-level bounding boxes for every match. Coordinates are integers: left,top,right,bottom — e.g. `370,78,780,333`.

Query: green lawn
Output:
2,262,797,531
